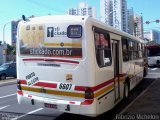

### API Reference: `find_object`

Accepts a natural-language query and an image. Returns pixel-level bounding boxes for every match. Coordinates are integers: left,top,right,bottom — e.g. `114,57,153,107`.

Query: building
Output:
134,14,144,39
100,0,128,32
66,8,78,15
127,10,144,39
144,29,160,44
100,0,112,25
66,2,96,18
11,20,20,46
0,45,4,64
127,8,134,35
11,15,34,46
0,43,7,64
121,0,128,32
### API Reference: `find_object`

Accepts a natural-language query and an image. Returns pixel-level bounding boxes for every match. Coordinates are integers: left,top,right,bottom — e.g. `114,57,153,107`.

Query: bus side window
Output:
94,31,112,67
138,43,142,58
122,37,129,61
141,44,146,57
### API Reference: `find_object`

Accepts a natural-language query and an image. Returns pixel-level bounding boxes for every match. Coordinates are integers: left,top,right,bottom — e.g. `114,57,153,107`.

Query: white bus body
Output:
147,45,160,67
17,15,148,117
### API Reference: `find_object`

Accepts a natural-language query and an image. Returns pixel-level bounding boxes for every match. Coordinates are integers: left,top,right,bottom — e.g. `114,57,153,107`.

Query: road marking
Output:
0,105,10,110
0,93,16,99
12,108,43,120
151,68,158,71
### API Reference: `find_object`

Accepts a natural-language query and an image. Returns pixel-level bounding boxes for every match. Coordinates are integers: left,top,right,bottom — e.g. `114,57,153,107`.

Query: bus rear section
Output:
147,45,160,67
17,16,96,116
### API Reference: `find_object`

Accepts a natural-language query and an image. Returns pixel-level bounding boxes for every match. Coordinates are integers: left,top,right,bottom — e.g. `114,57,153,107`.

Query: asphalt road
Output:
0,83,63,120
0,67,159,120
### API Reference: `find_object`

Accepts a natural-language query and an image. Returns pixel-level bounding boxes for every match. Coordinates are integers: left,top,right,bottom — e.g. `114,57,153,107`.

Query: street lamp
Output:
3,19,20,44
3,21,12,44
2,21,12,64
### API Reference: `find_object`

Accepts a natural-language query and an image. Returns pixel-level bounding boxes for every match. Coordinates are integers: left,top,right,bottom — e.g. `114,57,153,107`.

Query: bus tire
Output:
124,80,130,99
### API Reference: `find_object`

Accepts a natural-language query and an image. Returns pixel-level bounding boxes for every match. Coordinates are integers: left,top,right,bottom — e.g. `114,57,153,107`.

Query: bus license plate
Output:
44,103,57,109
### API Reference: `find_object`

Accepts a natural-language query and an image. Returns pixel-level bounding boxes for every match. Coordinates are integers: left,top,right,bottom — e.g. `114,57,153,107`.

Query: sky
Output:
0,0,160,44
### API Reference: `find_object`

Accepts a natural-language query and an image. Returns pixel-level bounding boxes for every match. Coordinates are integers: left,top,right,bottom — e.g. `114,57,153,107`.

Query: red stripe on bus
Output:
19,80,57,88
75,79,114,91
19,73,126,92
33,82,57,88
19,80,27,84
22,58,79,64
118,73,126,77
93,79,114,91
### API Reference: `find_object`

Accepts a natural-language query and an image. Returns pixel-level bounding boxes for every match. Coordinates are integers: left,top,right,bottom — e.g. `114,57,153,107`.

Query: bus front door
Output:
112,40,120,102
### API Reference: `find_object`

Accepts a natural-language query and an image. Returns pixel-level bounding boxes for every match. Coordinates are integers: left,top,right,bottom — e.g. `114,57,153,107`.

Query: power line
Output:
26,0,65,14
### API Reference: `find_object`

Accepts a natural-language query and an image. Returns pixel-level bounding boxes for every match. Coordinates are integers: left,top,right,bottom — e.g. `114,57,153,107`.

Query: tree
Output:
7,44,16,55
6,44,16,62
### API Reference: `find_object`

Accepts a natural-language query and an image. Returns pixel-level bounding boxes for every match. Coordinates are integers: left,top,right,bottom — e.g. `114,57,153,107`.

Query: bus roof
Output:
19,15,144,43
147,44,160,48
19,15,88,24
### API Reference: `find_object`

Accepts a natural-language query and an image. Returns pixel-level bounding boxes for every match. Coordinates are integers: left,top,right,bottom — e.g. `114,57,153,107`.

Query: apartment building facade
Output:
134,14,144,39
100,0,128,32
144,30,160,44
66,2,96,18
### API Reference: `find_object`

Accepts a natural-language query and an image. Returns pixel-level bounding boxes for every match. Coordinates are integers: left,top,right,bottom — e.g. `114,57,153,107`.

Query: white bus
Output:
17,15,148,117
147,45,160,67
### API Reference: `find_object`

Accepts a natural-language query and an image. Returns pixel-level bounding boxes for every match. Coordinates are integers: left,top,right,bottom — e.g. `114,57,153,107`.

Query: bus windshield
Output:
19,23,83,59
147,48,160,57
